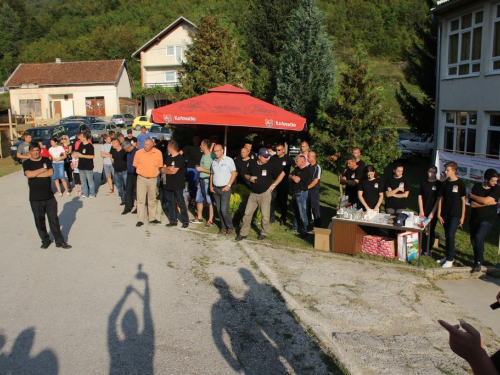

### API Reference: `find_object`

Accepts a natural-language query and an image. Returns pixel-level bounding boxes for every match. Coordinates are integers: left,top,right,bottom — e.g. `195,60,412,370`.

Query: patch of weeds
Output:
190,255,212,284
329,283,358,293
414,292,421,303
435,365,455,375
145,230,151,237
259,271,267,279
250,260,259,270
167,261,178,269
433,346,444,352
309,306,321,313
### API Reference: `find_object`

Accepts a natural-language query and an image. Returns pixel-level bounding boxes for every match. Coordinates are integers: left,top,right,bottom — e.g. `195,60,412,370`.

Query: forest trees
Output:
396,0,437,135
312,53,400,178
177,14,251,100
273,0,335,125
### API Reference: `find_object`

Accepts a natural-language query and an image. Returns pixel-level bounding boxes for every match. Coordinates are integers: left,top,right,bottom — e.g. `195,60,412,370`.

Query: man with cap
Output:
236,148,286,241
125,129,138,147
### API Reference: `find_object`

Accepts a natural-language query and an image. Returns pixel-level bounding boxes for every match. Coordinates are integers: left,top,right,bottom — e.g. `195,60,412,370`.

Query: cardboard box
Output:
362,236,395,258
314,227,331,252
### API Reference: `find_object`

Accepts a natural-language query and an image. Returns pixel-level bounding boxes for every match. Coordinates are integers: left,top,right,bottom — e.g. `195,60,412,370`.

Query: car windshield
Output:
25,129,52,140
160,127,170,134
112,115,121,118
63,124,80,130
90,124,105,130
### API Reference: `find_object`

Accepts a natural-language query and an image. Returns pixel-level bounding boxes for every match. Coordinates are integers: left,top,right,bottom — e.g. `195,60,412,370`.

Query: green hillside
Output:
0,0,432,122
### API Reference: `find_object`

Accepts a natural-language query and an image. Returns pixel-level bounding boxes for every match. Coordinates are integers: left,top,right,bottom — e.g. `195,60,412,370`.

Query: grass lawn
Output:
0,157,22,178
199,155,500,269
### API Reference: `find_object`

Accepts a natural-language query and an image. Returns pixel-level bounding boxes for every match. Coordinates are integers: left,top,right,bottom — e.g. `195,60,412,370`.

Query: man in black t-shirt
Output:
126,129,138,147
270,144,295,226
236,148,285,241
234,147,251,188
110,138,129,205
307,151,322,230
352,147,365,172
437,162,466,268
76,132,95,198
418,165,442,255
384,162,410,214
468,169,500,272
289,155,313,238
23,142,71,249
340,155,363,206
162,140,189,228
180,135,203,206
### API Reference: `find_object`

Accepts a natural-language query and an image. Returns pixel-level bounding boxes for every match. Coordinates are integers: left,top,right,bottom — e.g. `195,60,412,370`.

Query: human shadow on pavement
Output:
211,268,343,374
58,197,83,238
0,327,58,374
108,264,154,375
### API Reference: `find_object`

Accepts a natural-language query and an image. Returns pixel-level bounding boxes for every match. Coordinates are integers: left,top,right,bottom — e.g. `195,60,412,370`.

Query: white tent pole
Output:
224,126,228,155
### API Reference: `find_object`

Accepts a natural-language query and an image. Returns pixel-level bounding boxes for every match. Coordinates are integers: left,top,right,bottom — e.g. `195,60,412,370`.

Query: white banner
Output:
436,150,500,203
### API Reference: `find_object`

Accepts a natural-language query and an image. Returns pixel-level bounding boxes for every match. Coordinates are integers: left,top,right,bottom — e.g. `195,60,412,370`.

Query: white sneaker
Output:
436,257,446,264
442,260,454,268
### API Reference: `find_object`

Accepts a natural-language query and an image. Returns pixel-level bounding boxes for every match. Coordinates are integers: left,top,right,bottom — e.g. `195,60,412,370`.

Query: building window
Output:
493,4,500,70
165,71,177,83
487,113,500,158
166,45,183,64
448,10,483,77
444,111,477,154
19,99,41,117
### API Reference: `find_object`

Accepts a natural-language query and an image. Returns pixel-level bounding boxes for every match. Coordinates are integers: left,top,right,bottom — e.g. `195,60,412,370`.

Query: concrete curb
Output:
239,241,361,375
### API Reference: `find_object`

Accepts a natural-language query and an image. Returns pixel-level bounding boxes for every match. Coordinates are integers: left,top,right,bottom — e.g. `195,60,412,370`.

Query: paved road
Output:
1,146,500,374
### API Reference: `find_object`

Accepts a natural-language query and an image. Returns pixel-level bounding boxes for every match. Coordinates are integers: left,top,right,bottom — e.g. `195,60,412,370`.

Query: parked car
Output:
111,114,134,128
61,122,90,142
148,124,172,141
132,116,153,131
89,122,120,144
11,125,66,163
400,134,434,156
60,116,105,125
397,141,413,160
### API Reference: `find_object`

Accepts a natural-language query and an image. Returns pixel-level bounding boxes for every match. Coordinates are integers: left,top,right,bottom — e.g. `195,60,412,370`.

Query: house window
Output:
487,113,500,158
493,4,500,70
444,111,477,154
166,45,183,64
19,99,41,117
447,10,483,77
165,71,177,83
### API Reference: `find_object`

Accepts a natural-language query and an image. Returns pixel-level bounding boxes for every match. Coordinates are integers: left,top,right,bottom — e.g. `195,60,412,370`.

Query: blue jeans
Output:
114,171,127,203
291,190,309,234
79,169,95,197
186,168,199,202
165,189,189,225
443,216,460,261
470,221,493,264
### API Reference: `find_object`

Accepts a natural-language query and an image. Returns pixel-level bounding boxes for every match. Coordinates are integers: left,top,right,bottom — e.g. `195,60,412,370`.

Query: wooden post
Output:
8,109,13,143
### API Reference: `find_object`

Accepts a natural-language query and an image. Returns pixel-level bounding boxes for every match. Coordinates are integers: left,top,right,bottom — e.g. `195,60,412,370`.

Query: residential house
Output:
4,59,135,119
131,16,197,116
431,0,500,158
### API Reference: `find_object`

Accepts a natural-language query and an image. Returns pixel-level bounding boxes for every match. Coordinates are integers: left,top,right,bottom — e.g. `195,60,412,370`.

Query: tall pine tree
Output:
177,14,251,99
243,0,298,102
395,0,437,135
312,52,400,179
273,0,335,125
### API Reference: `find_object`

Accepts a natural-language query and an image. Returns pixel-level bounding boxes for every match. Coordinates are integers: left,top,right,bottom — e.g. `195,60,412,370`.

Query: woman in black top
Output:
358,165,383,212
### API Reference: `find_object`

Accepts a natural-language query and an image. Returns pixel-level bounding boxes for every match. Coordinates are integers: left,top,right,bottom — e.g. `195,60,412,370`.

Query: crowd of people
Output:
18,126,500,273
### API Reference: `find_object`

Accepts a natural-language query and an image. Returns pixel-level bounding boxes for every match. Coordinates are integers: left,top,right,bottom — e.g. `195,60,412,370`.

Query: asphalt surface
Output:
1,145,500,375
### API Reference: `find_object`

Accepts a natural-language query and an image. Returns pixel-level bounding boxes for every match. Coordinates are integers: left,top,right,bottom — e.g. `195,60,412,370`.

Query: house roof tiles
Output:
5,59,126,88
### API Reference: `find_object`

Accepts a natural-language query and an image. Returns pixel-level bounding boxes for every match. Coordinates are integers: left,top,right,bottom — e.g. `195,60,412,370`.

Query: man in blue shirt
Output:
136,126,150,149
122,140,138,215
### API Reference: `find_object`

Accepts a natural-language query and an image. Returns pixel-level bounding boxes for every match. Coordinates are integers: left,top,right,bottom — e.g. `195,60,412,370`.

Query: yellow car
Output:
132,116,153,131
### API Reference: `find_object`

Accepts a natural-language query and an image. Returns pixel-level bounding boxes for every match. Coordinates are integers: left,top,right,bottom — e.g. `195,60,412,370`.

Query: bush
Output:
230,184,261,223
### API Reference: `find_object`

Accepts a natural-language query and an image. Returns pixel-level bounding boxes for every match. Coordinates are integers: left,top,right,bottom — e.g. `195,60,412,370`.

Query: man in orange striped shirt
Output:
133,138,163,227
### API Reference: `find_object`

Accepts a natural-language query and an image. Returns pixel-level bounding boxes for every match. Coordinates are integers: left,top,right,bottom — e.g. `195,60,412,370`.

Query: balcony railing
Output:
143,82,180,88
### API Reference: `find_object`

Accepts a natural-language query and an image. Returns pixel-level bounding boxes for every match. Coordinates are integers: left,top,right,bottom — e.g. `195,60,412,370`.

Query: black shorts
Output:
73,173,81,185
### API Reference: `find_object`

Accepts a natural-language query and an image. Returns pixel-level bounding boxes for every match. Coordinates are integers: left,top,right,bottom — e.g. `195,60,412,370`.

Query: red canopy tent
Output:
151,84,307,149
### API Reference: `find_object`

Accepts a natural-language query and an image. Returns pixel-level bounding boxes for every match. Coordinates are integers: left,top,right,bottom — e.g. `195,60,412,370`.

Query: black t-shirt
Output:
271,155,295,177
343,166,363,204
77,143,94,170
357,160,366,173
182,145,203,169
126,136,138,145
110,148,128,172
23,157,54,201
308,163,322,190
234,156,251,186
248,159,281,194
358,178,382,210
165,154,186,191
290,166,312,191
384,175,409,210
470,183,500,224
439,179,466,217
419,179,442,217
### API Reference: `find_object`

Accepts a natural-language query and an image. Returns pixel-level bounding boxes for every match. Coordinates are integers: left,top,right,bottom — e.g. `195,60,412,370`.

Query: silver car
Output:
90,122,120,144
148,124,172,141
111,114,134,128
